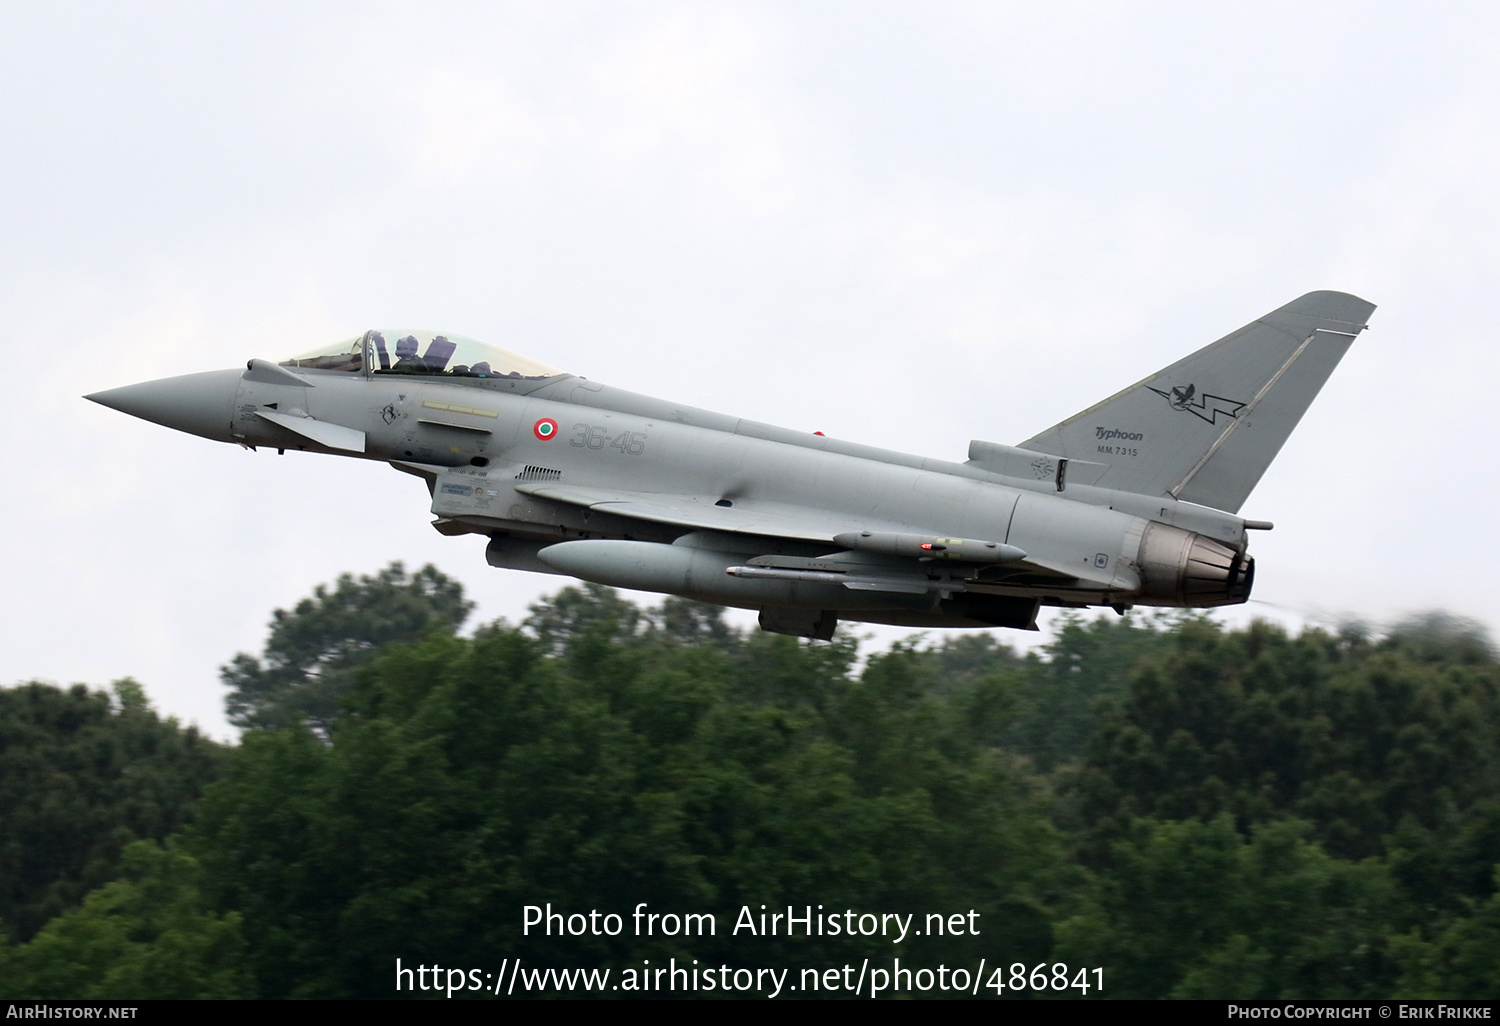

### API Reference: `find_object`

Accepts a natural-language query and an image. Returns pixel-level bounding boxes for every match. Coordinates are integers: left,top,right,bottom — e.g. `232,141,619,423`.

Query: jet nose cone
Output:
86,368,243,443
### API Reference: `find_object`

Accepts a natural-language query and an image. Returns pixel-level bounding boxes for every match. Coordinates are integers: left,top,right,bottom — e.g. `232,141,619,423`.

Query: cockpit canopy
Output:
280,330,562,380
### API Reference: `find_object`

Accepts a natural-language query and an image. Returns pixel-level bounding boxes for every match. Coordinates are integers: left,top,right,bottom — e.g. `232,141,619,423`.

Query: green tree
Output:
188,586,1068,998
994,611,1169,773
0,679,227,942
1391,868,1500,998
650,596,741,650
222,562,472,732
1054,816,1399,999
1064,617,1500,866
0,841,253,999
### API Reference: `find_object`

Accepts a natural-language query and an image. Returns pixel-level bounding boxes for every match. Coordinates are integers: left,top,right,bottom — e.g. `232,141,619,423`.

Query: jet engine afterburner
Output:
1135,522,1254,607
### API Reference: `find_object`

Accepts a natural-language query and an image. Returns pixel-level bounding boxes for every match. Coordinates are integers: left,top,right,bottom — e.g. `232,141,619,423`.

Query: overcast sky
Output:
5,2,1499,738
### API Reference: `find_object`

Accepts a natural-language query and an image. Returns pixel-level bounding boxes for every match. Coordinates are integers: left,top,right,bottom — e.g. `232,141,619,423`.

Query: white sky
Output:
5,2,1499,739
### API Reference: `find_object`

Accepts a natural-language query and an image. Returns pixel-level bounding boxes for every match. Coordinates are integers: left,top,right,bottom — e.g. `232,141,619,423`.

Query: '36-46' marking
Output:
570,423,647,455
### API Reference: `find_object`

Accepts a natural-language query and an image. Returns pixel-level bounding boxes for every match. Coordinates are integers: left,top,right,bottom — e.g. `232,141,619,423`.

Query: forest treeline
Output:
1,563,1497,999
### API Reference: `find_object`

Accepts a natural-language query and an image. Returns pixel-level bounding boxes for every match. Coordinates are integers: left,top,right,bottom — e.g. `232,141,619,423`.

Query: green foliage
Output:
994,611,1170,772
15,566,1500,1001
186,589,1066,998
0,679,227,942
1055,816,1398,999
523,585,741,655
0,841,253,999
523,581,645,656
222,562,472,733
1383,611,1495,665
1065,617,1500,867
1390,868,1500,998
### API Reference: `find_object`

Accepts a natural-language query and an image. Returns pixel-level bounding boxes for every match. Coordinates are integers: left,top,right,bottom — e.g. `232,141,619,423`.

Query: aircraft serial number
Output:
571,423,648,455
1097,445,1138,457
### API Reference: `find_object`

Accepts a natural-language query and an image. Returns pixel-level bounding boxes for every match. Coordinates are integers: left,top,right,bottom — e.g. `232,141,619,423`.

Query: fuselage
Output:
97,357,1251,632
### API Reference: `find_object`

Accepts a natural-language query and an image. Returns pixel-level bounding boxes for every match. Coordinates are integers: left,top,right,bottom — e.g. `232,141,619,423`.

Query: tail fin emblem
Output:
1148,383,1245,424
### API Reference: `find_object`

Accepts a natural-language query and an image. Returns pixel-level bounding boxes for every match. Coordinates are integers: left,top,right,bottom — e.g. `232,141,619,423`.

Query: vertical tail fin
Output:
1019,291,1375,513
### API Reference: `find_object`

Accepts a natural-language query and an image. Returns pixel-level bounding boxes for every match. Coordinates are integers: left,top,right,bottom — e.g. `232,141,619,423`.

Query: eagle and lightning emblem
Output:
1147,383,1245,424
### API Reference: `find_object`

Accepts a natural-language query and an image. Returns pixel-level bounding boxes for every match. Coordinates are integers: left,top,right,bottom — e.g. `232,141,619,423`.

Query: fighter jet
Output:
86,292,1373,639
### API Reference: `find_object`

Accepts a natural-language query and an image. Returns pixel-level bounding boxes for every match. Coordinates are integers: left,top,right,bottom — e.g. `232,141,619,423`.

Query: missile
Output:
832,531,1026,563
724,565,946,595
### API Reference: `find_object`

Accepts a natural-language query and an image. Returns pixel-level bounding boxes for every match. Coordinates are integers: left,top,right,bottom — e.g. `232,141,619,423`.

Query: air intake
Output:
515,465,562,482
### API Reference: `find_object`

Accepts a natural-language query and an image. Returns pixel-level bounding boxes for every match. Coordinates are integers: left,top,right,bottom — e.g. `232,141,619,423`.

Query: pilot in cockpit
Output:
281,329,561,381
393,335,423,369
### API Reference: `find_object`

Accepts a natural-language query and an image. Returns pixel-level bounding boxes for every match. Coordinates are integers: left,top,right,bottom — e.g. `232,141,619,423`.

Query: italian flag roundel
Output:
534,418,558,441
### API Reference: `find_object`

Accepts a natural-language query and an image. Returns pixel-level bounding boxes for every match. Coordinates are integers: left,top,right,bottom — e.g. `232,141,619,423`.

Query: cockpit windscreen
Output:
281,337,365,373
280,330,562,380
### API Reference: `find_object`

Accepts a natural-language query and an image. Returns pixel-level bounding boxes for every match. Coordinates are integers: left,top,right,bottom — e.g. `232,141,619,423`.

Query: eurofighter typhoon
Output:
87,292,1373,638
